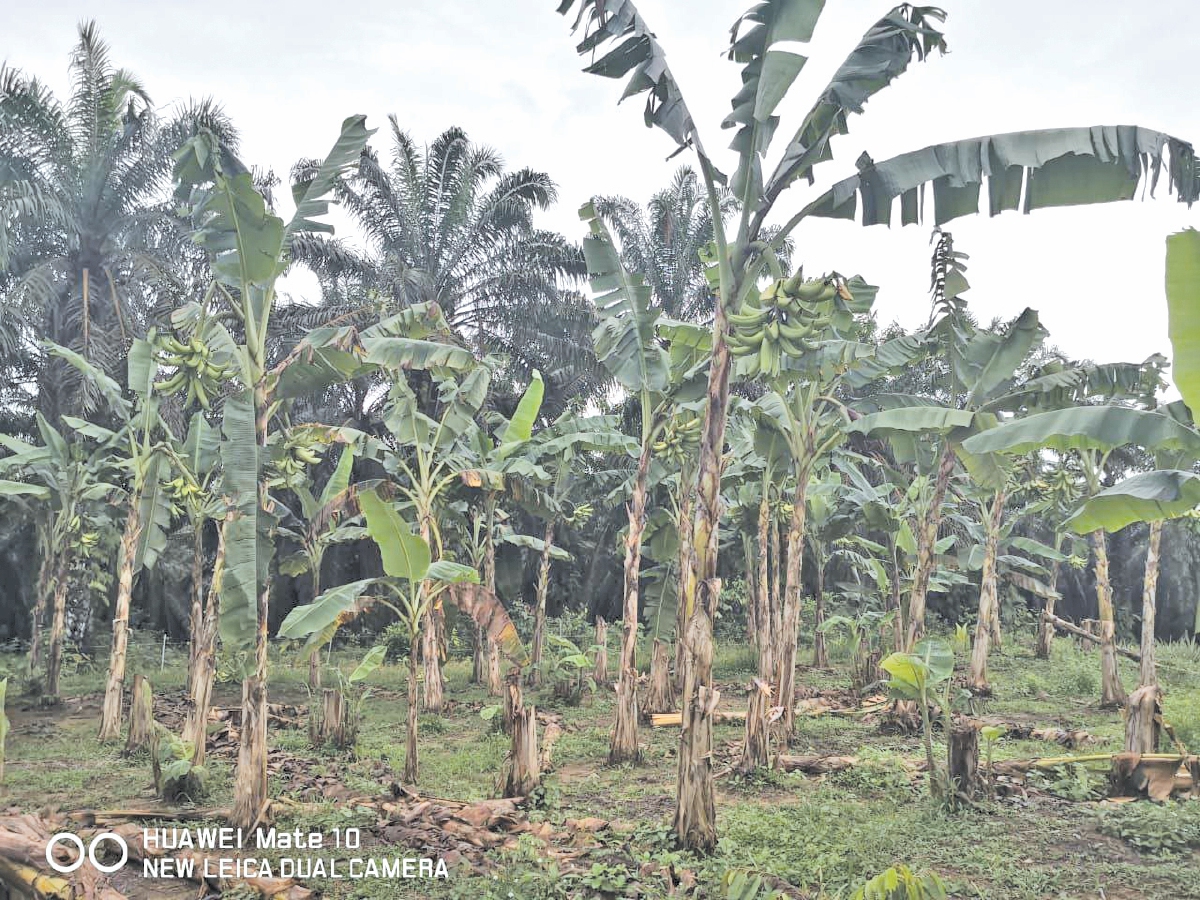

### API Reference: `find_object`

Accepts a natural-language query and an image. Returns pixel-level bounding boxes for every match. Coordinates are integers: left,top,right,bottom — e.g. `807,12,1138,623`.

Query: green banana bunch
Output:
727,274,842,379
153,332,232,410
652,416,702,462
271,432,326,483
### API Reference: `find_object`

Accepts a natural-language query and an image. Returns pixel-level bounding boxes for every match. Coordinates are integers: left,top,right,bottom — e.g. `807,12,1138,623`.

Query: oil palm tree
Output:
292,121,598,395
0,23,237,425
593,167,737,323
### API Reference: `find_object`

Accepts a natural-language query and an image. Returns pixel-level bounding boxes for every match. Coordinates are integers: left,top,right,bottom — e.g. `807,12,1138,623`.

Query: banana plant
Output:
459,371,548,693
964,404,1200,707
555,0,1196,850
171,114,376,827
0,415,121,699
166,411,228,766
279,487,525,783
882,638,955,800
367,366,491,713
578,203,714,763
277,444,362,690
43,339,177,740
948,470,1065,693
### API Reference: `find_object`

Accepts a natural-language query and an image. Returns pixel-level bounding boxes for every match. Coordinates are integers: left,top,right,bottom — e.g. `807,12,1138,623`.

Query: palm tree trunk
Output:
968,491,1005,694
611,441,651,764
530,518,555,688
674,303,732,854
45,553,70,700
483,497,502,696
905,443,956,650
774,475,808,740
755,490,773,680
404,642,419,784
183,522,224,768
1093,529,1127,708
99,500,143,740
1139,520,1162,688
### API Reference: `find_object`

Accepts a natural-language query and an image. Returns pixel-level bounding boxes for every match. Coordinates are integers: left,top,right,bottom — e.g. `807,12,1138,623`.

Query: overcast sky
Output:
5,1,1199,385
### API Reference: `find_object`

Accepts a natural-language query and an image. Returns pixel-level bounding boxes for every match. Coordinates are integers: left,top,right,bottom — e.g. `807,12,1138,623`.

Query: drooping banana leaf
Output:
987,358,1166,413
278,578,381,659
1063,469,1200,534
846,405,979,438
0,481,50,500
1166,228,1200,416
445,582,529,667
804,126,1199,227
962,405,1200,458
498,530,571,561
42,340,131,420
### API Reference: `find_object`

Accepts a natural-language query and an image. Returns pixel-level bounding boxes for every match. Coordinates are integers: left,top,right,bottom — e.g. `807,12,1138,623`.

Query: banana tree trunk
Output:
1139,520,1162,688
404,641,419,784
419,517,444,713
968,491,1005,694
45,553,70,700
185,522,205,695
1036,534,1064,660
889,537,904,653
774,475,808,740
743,534,757,649
231,389,273,831
674,302,732,853
905,443,957,650
672,484,694,693
812,555,828,669
530,518,555,688
611,441,651,764
1093,529,1127,708
183,523,224,768
770,512,782,660
99,500,143,740
307,553,323,693
27,524,52,676
484,498,502,696
755,490,773,680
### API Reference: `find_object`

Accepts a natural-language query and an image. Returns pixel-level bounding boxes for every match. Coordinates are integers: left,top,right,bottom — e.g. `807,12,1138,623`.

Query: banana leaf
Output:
1063,469,1200,534
962,405,1200,458
804,126,1198,227
1167,228,1200,415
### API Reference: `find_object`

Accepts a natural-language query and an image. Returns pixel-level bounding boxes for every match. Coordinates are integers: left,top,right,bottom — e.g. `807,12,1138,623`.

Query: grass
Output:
2,627,1199,898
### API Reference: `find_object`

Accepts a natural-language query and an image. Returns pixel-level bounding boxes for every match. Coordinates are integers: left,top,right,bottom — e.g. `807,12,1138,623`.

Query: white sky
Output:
5,0,1199,385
